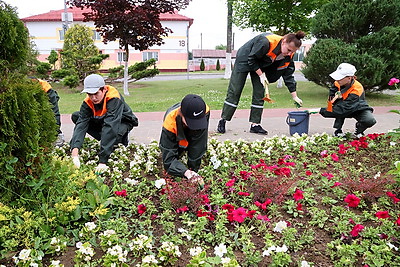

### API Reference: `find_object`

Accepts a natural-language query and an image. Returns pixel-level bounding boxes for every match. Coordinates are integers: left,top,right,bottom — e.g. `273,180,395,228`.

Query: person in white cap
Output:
159,94,209,187
70,74,138,173
308,63,376,137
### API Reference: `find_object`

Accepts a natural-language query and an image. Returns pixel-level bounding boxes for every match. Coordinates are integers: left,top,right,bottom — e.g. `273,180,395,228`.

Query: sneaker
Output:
334,129,345,137
217,119,226,133
54,133,65,147
250,124,268,135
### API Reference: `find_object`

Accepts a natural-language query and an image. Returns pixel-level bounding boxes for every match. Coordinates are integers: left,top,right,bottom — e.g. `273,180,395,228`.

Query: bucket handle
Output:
286,114,308,126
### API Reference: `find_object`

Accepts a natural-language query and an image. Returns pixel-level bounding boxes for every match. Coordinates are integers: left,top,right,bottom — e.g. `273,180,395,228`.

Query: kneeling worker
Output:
159,94,209,186
70,74,138,173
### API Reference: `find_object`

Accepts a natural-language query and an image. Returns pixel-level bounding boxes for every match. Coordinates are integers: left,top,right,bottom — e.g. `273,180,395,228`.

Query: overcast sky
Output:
5,0,260,50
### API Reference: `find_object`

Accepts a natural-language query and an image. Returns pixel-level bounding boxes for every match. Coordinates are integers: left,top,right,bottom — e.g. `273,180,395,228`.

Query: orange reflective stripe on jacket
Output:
334,80,364,100
163,105,210,149
38,79,52,93
265,34,294,70
84,85,121,118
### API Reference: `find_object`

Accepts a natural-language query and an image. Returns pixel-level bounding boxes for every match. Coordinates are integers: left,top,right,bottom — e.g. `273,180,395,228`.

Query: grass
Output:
52,78,399,114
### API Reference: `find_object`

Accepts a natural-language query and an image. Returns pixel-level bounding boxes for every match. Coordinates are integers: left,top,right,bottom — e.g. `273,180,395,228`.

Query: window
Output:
142,51,158,62
293,46,305,62
92,30,101,40
118,52,127,62
59,29,66,40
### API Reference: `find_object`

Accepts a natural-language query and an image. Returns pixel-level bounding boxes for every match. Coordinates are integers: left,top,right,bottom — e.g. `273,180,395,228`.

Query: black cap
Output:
180,94,207,130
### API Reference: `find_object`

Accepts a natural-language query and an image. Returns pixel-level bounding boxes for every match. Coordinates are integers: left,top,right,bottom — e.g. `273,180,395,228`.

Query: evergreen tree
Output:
216,59,221,71
200,59,205,71
303,0,400,90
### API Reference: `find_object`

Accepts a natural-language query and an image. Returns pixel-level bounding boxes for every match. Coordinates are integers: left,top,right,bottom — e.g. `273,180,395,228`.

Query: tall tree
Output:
232,0,329,35
303,0,400,91
224,0,233,79
69,0,191,95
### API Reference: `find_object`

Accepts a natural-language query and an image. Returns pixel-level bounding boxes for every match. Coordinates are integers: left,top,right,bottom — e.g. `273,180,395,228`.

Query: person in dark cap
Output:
70,74,138,173
159,94,209,185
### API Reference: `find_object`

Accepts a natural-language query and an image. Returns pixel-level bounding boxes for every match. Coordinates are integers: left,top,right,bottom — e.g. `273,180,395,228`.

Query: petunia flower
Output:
293,189,304,201
331,153,339,162
305,170,312,176
273,221,288,233
176,206,189,213
137,204,146,215
257,215,270,221
231,207,248,223
375,211,390,219
331,182,342,188
344,194,361,208
238,191,250,196
386,192,400,203
247,210,256,219
350,224,364,237
214,243,227,257
396,216,400,226
255,199,272,210
225,178,235,187
322,172,334,180
221,204,235,212
296,203,303,211
388,77,400,86
115,189,127,197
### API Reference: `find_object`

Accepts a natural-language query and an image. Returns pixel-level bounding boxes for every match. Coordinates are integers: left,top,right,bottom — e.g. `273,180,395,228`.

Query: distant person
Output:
159,94,209,187
217,31,305,135
308,63,376,137
31,77,64,146
70,74,138,173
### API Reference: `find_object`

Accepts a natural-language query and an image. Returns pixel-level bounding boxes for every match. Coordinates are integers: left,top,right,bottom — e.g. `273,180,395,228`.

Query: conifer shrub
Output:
200,59,205,71
0,74,57,201
216,59,221,71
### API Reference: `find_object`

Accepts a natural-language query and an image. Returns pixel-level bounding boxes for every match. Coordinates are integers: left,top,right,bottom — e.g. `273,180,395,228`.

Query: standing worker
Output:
217,31,305,135
31,77,65,146
159,94,209,187
70,74,138,173
308,63,376,137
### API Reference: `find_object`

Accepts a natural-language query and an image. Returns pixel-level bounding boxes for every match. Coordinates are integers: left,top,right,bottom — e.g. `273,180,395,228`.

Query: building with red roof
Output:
21,7,193,72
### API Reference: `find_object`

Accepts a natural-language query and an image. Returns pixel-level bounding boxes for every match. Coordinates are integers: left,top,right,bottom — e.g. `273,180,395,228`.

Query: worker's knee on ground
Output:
71,111,80,124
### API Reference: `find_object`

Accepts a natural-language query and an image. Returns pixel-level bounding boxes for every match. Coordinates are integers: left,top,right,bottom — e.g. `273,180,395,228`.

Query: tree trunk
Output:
123,44,130,96
224,0,233,79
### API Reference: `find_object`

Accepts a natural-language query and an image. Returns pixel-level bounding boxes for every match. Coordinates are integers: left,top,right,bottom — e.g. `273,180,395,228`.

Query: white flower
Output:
142,255,158,264
189,247,203,256
31,263,39,267
373,171,381,179
50,237,59,245
395,161,400,168
214,243,227,257
18,249,31,260
390,141,396,146
76,242,83,249
50,260,63,267
273,221,288,233
125,178,139,185
387,242,399,251
301,260,311,267
221,257,231,264
101,229,116,237
262,250,271,257
275,244,288,253
85,222,97,231
154,178,166,189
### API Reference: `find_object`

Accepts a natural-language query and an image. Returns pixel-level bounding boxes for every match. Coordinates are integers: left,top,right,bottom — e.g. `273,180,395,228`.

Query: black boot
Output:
250,124,268,135
217,119,226,133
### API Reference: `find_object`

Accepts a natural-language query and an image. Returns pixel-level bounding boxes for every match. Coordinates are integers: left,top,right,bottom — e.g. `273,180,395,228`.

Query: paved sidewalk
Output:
61,106,400,145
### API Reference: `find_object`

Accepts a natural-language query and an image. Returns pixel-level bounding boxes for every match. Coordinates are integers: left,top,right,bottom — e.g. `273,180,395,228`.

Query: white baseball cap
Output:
81,74,105,94
330,63,357,81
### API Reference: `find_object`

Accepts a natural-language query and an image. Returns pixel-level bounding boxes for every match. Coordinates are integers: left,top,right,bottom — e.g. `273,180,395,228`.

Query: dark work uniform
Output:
159,103,210,177
70,85,138,163
38,79,62,134
320,79,376,134
221,33,297,123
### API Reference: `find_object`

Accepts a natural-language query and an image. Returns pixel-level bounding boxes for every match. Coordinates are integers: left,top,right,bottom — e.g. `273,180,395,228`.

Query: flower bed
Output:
1,133,400,266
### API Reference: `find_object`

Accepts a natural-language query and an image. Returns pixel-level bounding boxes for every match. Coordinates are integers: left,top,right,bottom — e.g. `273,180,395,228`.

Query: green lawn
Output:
52,78,399,114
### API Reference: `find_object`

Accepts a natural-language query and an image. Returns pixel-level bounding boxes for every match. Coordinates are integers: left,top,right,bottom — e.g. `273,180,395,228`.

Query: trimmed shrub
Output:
216,59,221,71
63,74,80,89
200,59,205,71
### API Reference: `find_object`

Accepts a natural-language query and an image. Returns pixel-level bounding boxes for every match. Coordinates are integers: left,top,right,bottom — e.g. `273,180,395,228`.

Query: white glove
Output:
72,156,81,168
184,170,204,189
259,73,268,87
293,96,303,107
95,163,108,174
307,108,321,114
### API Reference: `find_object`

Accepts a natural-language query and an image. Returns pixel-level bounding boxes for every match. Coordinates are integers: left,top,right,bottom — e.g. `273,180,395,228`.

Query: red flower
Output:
196,209,215,221
293,189,304,201
151,214,158,220
344,194,361,208
322,172,334,180
395,216,400,226
257,215,270,221
138,204,146,215
238,191,250,196
350,224,364,237
176,206,189,213
331,182,342,188
296,203,303,211
349,218,355,225
115,189,127,197
331,153,339,162
386,192,400,203
338,144,349,154
201,194,210,204
375,211,390,219
305,170,312,176
226,178,235,187
247,210,256,219
239,171,252,180
299,145,305,151
255,199,272,210
232,207,248,223
222,204,235,212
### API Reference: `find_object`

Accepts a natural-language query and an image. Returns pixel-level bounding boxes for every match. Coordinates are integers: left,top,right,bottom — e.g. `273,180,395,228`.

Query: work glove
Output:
95,163,108,175
293,96,303,107
259,72,268,87
307,108,321,114
72,156,81,168
185,170,205,189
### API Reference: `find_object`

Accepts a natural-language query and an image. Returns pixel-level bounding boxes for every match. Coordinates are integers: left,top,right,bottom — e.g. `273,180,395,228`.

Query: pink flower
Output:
344,194,361,208
257,214,270,221
115,189,127,197
350,224,364,237
138,204,146,215
331,153,339,162
375,211,390,219
331,182,342,188
320,150,328,158
255,199,272,210
322,172,334,180
388,77,400,86
232,207,248,223
386,192,400,203
226,178,235,187
293,189,304,201
238,191,250,196
176,206,189,213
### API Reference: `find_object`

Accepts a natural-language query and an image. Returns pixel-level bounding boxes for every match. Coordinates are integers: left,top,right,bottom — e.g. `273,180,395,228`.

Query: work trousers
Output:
329,110,376,133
